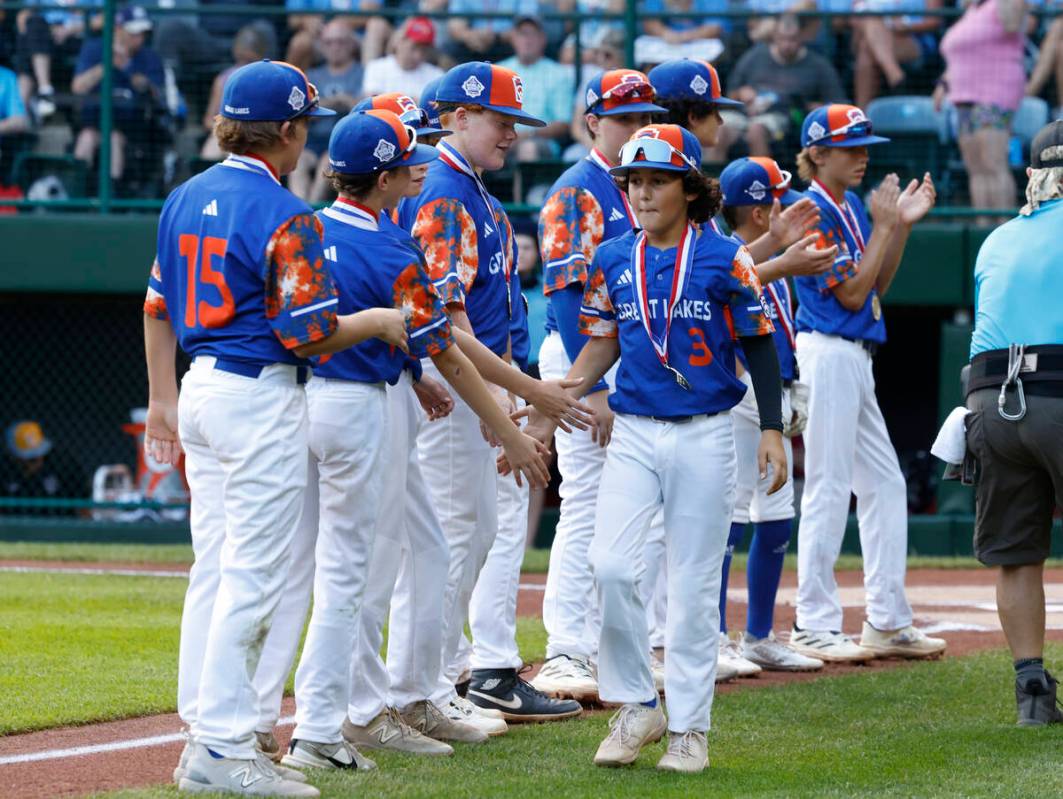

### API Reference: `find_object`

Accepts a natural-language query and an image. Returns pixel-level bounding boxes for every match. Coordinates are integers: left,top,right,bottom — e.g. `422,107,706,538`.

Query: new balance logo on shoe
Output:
608,207,626,222
202,199,219,216
232,765,265,789
324,245,338,262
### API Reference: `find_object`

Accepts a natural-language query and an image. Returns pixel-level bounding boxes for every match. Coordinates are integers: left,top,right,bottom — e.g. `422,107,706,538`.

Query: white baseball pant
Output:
642,512,667,651
347,372,451,725
290,378,387,744
416,357,499,704
733,373,794,524
539,331,610,660
176,357,308,759
795,331,913,632
590,412,736,733
467,390,530,671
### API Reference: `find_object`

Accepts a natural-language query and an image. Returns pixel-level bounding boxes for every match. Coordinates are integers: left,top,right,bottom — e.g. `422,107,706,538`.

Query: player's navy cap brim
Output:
812,133,890,148
484,104,547,127
395,143,441,168
303,105,338,118
723,186,805,207
593,101,669,116
711,97,744,108
609,161,689,175
414,125,452,137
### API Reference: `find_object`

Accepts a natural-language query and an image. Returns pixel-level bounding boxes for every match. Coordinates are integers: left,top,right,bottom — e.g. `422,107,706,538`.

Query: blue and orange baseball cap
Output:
801,104,889,148
353,92,452,138
435,62,546,127
328,110,439,175
419,75,444,127
647,60,743,108
584,69,667,117
610,124,702,175
721,157,803,207
6,420,52,459
221,59,335,121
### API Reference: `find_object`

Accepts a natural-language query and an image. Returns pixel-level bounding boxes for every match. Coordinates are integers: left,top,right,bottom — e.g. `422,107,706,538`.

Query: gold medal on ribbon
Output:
871,294,882,321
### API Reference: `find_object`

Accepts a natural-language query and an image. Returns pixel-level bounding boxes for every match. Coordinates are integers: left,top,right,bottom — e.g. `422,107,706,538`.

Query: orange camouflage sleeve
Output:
809,218,858,292
393,260,455,359
725,245,774,338
143,257,169,320
264,213,339,350
538,187,605,295
578,256,617,338
411,198,478,309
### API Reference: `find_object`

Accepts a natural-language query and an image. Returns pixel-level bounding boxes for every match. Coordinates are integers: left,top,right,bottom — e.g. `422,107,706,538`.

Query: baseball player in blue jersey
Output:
143,60,409,797
395,62,584,725
524,125,786,772
714,157,828,673
531,68,665,703
788,103,946,663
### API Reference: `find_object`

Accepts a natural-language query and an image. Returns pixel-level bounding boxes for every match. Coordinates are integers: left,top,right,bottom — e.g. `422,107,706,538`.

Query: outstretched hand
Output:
769,197,821,249
897,172,936,225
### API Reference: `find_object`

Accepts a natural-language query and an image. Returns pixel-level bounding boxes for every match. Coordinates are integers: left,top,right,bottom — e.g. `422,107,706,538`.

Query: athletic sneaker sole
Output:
178,777,319,797
859,644,946,660
497,706,584,723
529,682,599,703
790,643,877,663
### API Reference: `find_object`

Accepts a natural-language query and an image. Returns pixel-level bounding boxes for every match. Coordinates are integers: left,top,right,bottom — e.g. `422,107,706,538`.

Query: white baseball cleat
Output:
281,739,377,772
174,736,306,785
530,654,599,702
859,622,947,659
593,702,668,767
178,742,320,797
650,651,666,693
444,696,509,736
741,631,824,672
656,730,709,773
789,626,876,663
714,657,740,682
719,634,762,677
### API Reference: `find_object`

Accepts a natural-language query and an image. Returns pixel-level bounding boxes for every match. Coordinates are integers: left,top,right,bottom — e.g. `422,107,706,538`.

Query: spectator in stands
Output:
0,64,30,140
289,18,365,200
745,0,817,44
1,421,86,516
358,0,450,65
1026,4,1063,112
444,0,537,63
14,0,94,121
362,16,443,100
566,26,624,158
72,5,164,183
851,0,944,109
499,17,574,160
635,0,730,66
154,0,276,100
283,0,379,71
199,24,271,160
721,14,847,158
936,0,1027,211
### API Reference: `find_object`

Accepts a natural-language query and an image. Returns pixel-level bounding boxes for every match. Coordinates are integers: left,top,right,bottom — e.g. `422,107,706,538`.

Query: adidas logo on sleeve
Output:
201,199,219,216
323,245,338,262
608,207,626,222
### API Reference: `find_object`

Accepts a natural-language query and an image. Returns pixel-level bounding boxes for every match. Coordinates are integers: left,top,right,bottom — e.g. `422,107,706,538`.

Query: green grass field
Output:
2,541,1038,573
89,648,1063,799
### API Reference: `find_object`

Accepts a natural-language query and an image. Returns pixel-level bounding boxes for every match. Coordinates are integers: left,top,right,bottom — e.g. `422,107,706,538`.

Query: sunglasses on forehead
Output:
396,105,432,129
618,136,697,170
808,118,874,145
596,80,655,107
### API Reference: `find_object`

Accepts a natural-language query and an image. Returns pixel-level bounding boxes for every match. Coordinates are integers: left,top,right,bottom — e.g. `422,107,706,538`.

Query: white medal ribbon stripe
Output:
587,148,637,225
221,154,281,185
631,224,696,375
323,199,379,230
809,179,866,254
436,141,512,317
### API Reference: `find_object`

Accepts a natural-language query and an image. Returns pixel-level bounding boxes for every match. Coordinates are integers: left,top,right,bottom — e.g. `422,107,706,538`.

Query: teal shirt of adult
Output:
970,198,1063,358
497,55,574,125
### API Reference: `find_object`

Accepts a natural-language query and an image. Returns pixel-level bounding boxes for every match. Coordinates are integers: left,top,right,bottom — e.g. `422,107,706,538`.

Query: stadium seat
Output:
1012,96,1050,148
865,96,948,196
11,153,89,200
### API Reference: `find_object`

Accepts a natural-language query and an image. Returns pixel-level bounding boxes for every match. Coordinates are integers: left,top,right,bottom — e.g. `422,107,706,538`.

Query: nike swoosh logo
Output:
468,689,523,710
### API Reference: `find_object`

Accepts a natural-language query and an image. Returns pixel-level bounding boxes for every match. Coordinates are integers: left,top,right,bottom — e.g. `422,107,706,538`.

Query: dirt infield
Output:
4,565,1063,799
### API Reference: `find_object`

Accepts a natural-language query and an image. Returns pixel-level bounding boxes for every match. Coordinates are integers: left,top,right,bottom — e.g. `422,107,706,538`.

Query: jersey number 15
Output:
180,234,234,329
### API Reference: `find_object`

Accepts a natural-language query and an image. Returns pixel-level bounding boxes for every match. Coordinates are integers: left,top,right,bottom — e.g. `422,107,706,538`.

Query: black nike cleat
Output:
1016,670,1063,727
466,667,583,722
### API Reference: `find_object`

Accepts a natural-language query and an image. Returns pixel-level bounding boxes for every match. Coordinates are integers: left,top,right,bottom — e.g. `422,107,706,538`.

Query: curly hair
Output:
652,98,719,128
613,169,722,224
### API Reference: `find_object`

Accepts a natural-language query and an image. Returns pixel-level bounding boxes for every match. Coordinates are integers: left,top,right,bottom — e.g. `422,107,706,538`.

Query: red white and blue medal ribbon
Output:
809,179,865,255
437,140,512,318
631,224,697,390
588,148,636,225
764,280,795,348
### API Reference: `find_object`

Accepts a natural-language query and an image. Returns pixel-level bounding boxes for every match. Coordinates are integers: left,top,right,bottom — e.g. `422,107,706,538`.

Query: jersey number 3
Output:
688,328,714,367
180,234,234,329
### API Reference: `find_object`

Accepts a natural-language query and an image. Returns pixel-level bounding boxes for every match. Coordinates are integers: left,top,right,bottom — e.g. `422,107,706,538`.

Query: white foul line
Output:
0,566,189,579
0,717,295,766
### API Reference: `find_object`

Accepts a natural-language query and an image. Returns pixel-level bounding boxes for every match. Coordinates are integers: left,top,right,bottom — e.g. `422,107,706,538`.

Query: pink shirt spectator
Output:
940,0,1025,112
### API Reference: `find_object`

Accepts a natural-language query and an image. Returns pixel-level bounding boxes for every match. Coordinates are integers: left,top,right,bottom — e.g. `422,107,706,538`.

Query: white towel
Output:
931,406,970,465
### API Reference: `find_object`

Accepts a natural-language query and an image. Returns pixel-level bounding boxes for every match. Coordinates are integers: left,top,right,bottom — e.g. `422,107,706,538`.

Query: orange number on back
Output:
688,327,714,367
180,234,234,329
